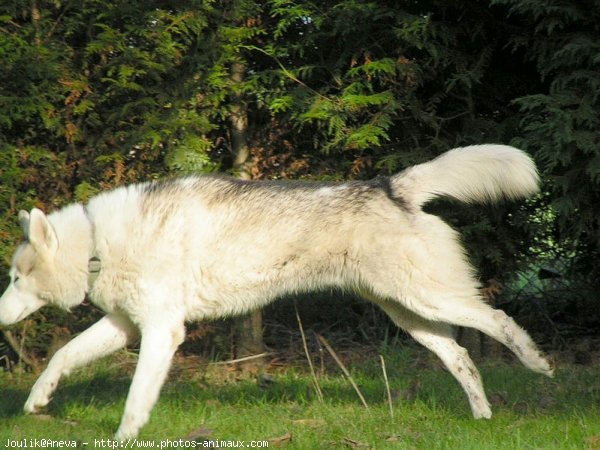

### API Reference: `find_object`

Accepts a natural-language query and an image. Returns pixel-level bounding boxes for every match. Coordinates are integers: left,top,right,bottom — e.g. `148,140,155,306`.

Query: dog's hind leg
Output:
365,268,552,377
362,223,553,378
424,299,553,377
371,298,492,419
114,315,185,440
24,313,138,414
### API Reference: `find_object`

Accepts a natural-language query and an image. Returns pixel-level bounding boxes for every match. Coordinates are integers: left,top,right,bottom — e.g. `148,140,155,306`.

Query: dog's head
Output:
0,207,89,325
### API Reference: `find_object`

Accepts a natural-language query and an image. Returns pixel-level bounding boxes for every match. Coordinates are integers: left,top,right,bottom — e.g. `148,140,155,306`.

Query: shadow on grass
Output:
0,372,131,419
1,357,598,423
151,361,600,419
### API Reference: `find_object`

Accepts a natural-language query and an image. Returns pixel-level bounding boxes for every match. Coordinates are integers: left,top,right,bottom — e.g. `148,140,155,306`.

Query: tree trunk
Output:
229,61,252,180
229,59,265,371
457,279,503,361
31,0,41,46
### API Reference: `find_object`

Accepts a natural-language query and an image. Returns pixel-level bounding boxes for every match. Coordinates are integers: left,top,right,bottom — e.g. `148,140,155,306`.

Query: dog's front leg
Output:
24,314,138,413
114,319,185,440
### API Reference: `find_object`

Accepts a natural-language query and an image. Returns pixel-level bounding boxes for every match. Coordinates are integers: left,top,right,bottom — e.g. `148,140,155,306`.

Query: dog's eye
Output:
13,275,20,285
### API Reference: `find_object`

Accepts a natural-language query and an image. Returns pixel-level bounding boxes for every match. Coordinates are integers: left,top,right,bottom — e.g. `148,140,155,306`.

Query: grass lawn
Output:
1,347,599,449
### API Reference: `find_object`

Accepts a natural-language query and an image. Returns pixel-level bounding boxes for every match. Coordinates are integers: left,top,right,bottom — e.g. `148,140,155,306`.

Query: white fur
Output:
0,144,552,439
392,144,539,207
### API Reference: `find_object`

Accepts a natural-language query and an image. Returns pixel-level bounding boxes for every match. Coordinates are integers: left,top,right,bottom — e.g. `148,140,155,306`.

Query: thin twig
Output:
380,354,394,418
210,352,272,365
0,354,10,371
317,334,369,410
243,45,332,102
318,334,325,376
294,302,324,403
1,329,37,369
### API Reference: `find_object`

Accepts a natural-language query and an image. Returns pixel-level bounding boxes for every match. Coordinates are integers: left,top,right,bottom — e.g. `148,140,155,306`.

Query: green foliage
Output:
1,0,600,361
0,144,72,270
0,1,231,361
492,0,600,279
255,1,527,172
165,134,219,173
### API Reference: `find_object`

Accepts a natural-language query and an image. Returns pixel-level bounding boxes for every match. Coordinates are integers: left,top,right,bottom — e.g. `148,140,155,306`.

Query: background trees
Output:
493,0,600,279
1,0,599,364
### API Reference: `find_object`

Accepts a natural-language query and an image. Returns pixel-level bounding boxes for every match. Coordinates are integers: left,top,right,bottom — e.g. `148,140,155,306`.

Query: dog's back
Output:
84,172,411,318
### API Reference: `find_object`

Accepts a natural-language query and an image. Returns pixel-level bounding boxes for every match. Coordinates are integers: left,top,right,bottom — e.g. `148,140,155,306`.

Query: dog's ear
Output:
18,210,30,236
27,208,58,257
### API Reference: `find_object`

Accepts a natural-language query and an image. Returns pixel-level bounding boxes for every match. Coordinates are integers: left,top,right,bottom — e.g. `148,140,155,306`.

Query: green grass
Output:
1,349,599,449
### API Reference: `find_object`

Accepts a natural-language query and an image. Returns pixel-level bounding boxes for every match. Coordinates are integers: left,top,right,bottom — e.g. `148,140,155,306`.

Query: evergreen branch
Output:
242,45,332,103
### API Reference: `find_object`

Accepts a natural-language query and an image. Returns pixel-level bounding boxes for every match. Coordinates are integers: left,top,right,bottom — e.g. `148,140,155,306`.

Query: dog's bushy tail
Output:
390,144,539,208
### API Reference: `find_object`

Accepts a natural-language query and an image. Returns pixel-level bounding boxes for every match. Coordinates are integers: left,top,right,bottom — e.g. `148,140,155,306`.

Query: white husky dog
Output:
0,145,553,438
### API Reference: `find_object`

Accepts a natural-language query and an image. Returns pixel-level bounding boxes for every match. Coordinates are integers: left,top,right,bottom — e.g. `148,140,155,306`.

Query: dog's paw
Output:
471,403,492,420
24,395,50,414
24,376,56,413
24,384,53,413
114,413,144,441
533,353,555,378
543,355,556,378
114,426,138,441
